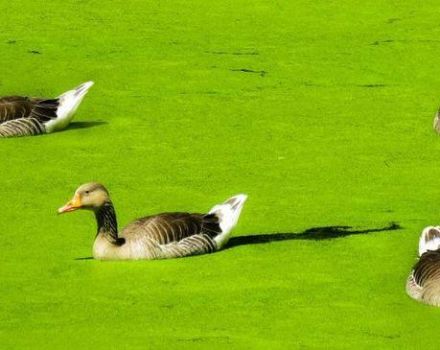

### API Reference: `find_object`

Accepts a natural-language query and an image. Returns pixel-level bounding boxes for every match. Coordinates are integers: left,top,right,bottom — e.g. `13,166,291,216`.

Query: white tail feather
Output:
419,226,440,256
44,81,94,133
209,194,247,248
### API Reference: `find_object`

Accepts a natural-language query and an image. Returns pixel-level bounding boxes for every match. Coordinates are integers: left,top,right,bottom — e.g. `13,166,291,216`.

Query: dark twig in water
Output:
231,68,267,77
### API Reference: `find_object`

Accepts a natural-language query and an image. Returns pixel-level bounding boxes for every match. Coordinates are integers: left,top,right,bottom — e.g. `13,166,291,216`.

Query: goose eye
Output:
85,190,90,195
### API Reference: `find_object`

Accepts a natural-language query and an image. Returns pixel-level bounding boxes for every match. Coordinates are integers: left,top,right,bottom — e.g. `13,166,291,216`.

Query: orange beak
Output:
58,193,82,214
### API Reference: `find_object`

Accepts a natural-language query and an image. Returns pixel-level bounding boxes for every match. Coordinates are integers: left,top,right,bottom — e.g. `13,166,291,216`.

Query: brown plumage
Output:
58,183,247,260
0,96,57,122
0,97,57,136
407,226,440,306
0,81,93,137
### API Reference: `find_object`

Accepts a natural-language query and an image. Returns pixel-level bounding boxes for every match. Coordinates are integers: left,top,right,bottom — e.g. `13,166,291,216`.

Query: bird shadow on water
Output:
225,222,402,249
74,222,402,260
67,121,107,131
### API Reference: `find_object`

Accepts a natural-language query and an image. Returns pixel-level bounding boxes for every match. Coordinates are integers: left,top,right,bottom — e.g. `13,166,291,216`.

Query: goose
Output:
58,183,247,260
0,81,93,137
434,108,440,134
406,226,440,306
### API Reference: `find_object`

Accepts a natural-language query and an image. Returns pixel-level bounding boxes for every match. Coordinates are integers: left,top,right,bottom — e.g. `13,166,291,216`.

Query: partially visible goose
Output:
58,183,247,260
407,226,440,306
0,81,93,137
434,108,440,134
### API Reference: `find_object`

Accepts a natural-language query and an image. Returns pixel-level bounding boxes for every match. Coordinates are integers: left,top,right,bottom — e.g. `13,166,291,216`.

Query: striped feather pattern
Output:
0,117,45,137
95,204,120,244
126,213,221,241
407,250,440,306
160,234,217,258
0,96,59,137
120,213,221,259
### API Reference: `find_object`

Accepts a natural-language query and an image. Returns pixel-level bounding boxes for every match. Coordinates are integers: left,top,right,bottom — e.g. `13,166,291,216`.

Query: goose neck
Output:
95,202,120,244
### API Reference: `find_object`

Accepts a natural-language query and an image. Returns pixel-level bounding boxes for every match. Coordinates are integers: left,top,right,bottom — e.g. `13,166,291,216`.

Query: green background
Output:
0,0,439,348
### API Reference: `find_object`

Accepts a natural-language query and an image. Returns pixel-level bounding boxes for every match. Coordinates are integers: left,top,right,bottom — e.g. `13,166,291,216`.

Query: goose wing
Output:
121,212,221,244
0,96,34,122
407,250,440,305
411,250,440,288
0,96,60,137
0,96,59,123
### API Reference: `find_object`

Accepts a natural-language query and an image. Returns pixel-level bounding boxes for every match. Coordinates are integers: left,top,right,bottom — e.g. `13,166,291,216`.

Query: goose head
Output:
58,182,110,213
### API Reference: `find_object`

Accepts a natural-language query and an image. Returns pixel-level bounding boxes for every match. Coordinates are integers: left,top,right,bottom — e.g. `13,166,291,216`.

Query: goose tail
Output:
208,194,247,248
419,226,440,256
44,81,94,133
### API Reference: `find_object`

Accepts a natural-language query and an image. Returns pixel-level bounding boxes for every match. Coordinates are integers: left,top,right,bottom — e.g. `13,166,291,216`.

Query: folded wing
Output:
122,212,222,258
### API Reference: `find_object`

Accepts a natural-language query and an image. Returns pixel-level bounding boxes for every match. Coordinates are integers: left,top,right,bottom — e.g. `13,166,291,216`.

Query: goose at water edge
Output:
58,183,247,260
433,107,440,134
407,226,440,306
0,81,93,137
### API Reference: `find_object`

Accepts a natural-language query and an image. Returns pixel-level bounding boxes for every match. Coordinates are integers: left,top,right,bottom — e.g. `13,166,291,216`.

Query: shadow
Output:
230,68,267,77
67,121,107,130
74,256,93,260
226,222,401,249
357,84,387,88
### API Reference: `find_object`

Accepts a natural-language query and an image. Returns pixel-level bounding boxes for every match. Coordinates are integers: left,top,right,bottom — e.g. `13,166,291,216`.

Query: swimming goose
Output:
0,81,93,137
434,109,440,133
58,183,247,260
406,226,440,306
